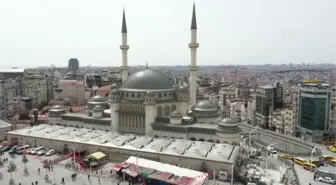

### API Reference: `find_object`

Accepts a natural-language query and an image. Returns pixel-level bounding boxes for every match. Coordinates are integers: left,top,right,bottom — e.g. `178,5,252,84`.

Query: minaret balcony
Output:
188,43,199,48
188,65,199,71
120,45,130,50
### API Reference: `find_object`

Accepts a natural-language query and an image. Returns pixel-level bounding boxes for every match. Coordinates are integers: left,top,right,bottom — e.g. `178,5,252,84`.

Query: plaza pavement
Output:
0,152,124,185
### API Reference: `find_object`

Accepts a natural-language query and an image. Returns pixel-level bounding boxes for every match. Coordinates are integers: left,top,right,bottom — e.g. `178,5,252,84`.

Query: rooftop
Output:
8,124,238,163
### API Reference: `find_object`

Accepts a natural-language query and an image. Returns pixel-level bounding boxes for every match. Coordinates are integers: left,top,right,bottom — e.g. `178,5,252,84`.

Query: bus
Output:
294,157,307,165
303,162,316,171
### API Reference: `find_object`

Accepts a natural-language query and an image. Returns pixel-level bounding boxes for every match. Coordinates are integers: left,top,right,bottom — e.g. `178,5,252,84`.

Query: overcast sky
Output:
0,0,334,68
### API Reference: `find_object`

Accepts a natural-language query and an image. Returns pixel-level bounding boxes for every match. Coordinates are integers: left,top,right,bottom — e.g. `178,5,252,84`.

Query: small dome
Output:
49,105,66,112
51,105,65,110
110,89,120,95
178,85,189,93
93,105,103,111
88,95,108,103
111,83,119,89
171,110,182,116
194,100,218,111
146,90,155,97
219,118,238,125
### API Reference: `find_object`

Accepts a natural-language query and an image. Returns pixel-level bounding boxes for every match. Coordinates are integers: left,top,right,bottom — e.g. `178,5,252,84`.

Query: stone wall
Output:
240,123,320,156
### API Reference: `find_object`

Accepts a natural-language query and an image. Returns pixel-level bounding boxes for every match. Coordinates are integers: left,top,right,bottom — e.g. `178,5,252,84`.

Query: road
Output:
294,164,327,185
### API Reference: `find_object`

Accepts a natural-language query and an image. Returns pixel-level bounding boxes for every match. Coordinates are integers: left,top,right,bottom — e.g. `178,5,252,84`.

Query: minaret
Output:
120,9,130,82
189,3,199,106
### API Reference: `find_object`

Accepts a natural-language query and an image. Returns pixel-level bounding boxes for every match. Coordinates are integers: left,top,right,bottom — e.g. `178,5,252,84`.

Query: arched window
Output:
171,104,177,112
157,106,163,117
164,105,170,116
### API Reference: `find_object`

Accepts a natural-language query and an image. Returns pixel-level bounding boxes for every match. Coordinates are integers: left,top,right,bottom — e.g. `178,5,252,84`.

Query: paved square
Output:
0,152,124,185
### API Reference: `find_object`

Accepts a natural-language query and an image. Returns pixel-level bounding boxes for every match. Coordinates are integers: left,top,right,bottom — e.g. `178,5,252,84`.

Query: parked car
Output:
45,149,56,156
37,149,47,156
31,146,45,155
0,146,10,152
318,177,335,184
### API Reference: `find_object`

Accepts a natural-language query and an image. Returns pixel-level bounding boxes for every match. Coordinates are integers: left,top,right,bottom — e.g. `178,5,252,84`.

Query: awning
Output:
112,163,131,171
89,151,106,160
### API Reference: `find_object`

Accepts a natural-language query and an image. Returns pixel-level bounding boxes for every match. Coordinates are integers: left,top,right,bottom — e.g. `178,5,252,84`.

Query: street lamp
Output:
265,143,277,175
310,146,316,162
69,147,76,170
230,164,234,185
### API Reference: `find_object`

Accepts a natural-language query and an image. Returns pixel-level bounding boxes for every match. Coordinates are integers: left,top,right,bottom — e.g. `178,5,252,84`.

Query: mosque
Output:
48,4,241,144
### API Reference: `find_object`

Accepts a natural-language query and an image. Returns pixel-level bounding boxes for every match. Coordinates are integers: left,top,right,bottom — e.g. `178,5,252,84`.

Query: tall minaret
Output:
189,3,199,106
120,9,130,82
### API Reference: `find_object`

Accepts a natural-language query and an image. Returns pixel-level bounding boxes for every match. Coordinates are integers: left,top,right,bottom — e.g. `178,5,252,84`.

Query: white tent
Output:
125,156,208,185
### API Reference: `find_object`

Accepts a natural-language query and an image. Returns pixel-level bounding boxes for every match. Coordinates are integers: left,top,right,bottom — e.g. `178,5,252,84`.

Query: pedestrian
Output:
98,177,100,184
35,181,38,185
32,182,34,185
88,174,90,180
19,183,21,185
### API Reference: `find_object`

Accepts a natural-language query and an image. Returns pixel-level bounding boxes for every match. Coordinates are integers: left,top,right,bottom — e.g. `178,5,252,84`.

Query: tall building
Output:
68,58,79,72
297,83,332,142
255,83,283,129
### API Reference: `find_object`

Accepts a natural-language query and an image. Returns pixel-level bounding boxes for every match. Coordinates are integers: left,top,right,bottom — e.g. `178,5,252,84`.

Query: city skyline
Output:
0,0,334,68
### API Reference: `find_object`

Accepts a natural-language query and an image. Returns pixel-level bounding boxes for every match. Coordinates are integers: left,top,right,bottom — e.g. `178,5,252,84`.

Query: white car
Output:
318,177,335,184
37,149,47,156
45,149,56,156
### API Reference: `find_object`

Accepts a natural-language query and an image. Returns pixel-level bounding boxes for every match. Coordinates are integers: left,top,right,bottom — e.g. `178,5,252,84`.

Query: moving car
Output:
45,149,56,156
318,177,335,184
328,146,336,153
282,154,293,160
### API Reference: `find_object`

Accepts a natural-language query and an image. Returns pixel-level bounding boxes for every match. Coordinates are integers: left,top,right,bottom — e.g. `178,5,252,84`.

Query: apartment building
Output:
255,83,284,129
23,74,48,109
54,80,85,106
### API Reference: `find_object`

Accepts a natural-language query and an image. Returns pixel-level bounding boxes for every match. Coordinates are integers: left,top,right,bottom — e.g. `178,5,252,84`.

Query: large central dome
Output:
119,69,174,91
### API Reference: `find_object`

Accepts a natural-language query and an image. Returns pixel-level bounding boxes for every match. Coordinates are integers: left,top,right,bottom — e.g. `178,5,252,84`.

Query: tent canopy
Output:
89,151,106,160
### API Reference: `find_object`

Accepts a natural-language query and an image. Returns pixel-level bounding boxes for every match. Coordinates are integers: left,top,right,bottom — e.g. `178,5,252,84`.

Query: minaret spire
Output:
122,8,127,33
188,2,199,107
120,8,130,82
191,3,197,30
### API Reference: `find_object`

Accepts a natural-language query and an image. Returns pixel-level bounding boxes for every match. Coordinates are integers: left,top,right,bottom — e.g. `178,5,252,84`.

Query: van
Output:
16,145,30,154
267,146,277,155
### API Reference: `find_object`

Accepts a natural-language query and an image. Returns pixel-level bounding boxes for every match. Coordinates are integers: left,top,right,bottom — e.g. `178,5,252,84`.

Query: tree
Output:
200,162,207,172
22,153,29,175
7,162,16,185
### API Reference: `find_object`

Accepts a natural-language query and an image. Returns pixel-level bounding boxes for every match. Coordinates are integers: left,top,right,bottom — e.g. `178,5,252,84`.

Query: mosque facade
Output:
48,4,241,144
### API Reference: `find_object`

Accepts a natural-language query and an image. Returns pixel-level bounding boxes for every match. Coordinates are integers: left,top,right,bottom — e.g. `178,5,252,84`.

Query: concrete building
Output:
6,124,239,178
23,74,48,108
255,83,283,129
68,58,79,72
54,80,85,106
297,83,332,142
0,120,11,140
0,68,26,118
271,108,296,137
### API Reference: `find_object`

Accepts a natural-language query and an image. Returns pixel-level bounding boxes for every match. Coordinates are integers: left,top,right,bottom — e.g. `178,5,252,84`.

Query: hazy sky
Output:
0,0,334,68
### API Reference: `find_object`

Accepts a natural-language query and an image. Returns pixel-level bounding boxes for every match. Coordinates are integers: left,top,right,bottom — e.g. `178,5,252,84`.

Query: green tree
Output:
22,153,29,175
